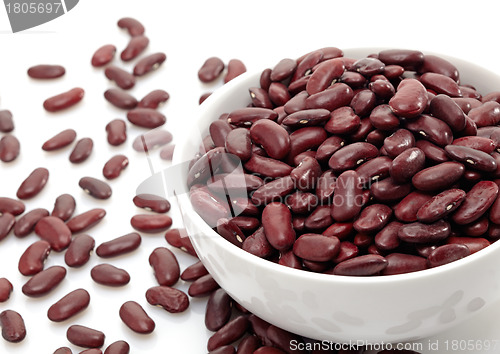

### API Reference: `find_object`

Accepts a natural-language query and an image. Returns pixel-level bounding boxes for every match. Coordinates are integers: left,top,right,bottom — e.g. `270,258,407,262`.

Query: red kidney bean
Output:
227,108,277,127
190,187,230,227
159,144,175,161
340,71,367,89
351,89,377,116
462,216,489,237
452,180,498,224
306,58,345,95
80,349,102,354
181,260,208,281
287,127,327,164
315,136,345,164
293,234,340,262
102,154,129,180
249,87,273,109
0,135,20,162
259,68,272,91
217,218,246,247
207,316,249,352
104,88,138,109
428,244,471,268
16,167,49,199
315,170,336,202
383,129,415,158
405,114,453,147
468,101,500,127
117,17,144,36
51,193,76,221
138,89,169,109
355,156,392,187
244,154,293,178
353,204,392,233
0,197,24,216
42,129,76,151
91,264,130,287
452,97,480,113
324,106,361,135
205,288,232,331
378,49,424,69
104,65,135,90
370,177,412,203
279,249,303,270
292,50,323,82
374,221,402,251
35,216,72,251
105,119,127,146
270,58,296,82
224,59,246,83
119,301,155,334
290,156,321,192
412,161,464,191
14,208,48,237
27,64,65,79
415,140,449,163
0,110,14,133
126,108,166,128
0,278,13,302
390,148,425,183
131,214,172,233
328,142,378,172
453,136,496,153
104,341,130,354
0,310,26,343
331,170,363,221
322,222,354,240
47,288,90,322
283,108,331,128
445,145,497,172
198,57,225,82
332,240,359,263
284,90,308,114
250,119,290,159
200,92,212,104
262,202,295,251
70,138,93,163
133,52,166,76
64,234,95,267
429,94,466,132
18,240,51,276
266,325,306,354
398,220,451,244
79,177,112,200
382,253,427,275
188,273,219,297
305,83,354,111
369,79,395,100
268,82,290,106
149,247,179,286
22,265,66,297
242,227,275,258
43,87,84,112
418,54,459,81
95,232,141,258
121,35,149,61
67,208,106,233
210,120,233,148
285,191,318,215
91,44,116,67
67,325,105,348
352,57,385,77
236,335,260,354
333,254,388,276
389,78,427,118
420,72,461,97
224,128,252,161
447,236,490,254
0,212,15,241
416,188,465,223
146,285,190,314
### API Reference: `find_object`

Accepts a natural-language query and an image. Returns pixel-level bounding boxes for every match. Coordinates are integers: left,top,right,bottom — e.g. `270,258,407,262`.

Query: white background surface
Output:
1,0,500,353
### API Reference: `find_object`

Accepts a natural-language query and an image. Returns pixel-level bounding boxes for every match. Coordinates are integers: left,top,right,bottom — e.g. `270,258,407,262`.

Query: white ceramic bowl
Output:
172,48,500,343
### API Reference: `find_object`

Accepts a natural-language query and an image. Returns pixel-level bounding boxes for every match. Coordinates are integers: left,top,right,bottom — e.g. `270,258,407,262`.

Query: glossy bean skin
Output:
445,145,497,172
67,208,106,233
428,244,471,268
187,147,225,186
47,288,90,322
353,57,385,76
389,79,427,118
293,234,340,262
0,212,15,241
420,72,462,97
199,57,225,82
227,108,278,127
103,155,129,180
378,49,424,70
383,129,415,158
217,218,246,247
105,119,127,146
190,187,230,227
382,253,427,275
96,232,141,258
64,234,95,267
35,216,72,251
353,204,392,233
452,181,499,225
91,264,130,287
16,167,49,199
331,170,364,221
447,236,490,254
207,316,249,352
262,202,295,251
404,114,453,147
370,177,412,203
69,138,93,163
374,221,403,251
117,17,144,35
390,147,425,183
121,35,149,61
429,94,466,131
468,101,500,127
270,58,296,81
287,127,327,164
0,278,13,302
18,240,51,275
333,254,388,276
104,341,130,354
250,119,290,159
0,310,26,343
305,83,354,111
282,108,331,128
290,156,321,192
369,104,400,131
306,58,345,95
131,214,172,233
416,189,466,223
224,59,246,83
43,88,84,112
119,301,155,334
315,136,345,164
138,89,169,108
27,64,65,79
14,208,49,237
452,136,496,154
210,120,233,147
104,65,135,90
104,88,138,109
415,140,449,163
419,54,459,81
42,129,77,151
67,325,105,348
133,52,166,76
325,106,361,135
208,173,263,194
188,274,220,297
225,128,252,161
205,288,232,331
242,227,275,259
51,194,76,221
398,220,451,243
328,142,378,172
91,44,116,67
0,110,14,133
22,265,66,297
351,89,377,116
412,162,464,191
146,285,189,313
79,177,112,199
244,154,292,178
181,260,208,281
126,108,166,129
149,247,180,286
0,135,20,162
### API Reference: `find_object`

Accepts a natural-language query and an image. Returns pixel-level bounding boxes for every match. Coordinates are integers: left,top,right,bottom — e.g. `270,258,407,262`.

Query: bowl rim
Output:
173,47,500,286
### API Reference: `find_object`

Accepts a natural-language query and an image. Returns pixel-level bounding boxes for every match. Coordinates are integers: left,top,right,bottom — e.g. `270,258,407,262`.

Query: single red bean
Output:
447,236,490,254
236,335,260,354
306,58,345,95
205,288,232,331
117,17,144,36
270,58,296,81
27,64,65,79
292,50,323,82
227,107,277,127
35,216,72,251
416,189,466,223
283,90,308,114
325,106,361,135
378,49,424,69
428,244,471,268
22,265,66,297
290,156,321,192
420,72,461,97
180,260,208,281
64,234,95,268
159,144,175,161
42,129,76,151
429,94,466,132
79,177,112,200
389,78,427,118
190,187,230,227
47,288,90,322
282,108,331,129
0,110,14,133
249,87,273,109
412,162,465,191
126,108,166,128
351,89,377,116
103,155,129,180
369,79,395,100
96,232,141,258
207,316,249,352
210,120,233,148
16,167,49,199
418,54,459,81
398,220,451,243
262,202,295,251
80,349,102,354
0,310,26,343
445,145,497,172
371,177,412,202
188,274,220,297
14,208,49,237
354,204,392,233
104,340,130,354
105,119,127,146
0,212,15,241
242,227,275,258
333,254,388,276
200,92,212,104
462,216,489,237
91,44,116,67
328,142,378,172
374,221,403,251
315,136,345,164
415,140,449,163
390,148,425,183
452,180,499,225
104,65,135,90
224,59,247,83
51,193,76,221
66,208,106,233
244,154,293,178
224,128,252,161
383,129,415,158
104,88,137,110
69,138,93,163
18,240,51,276
352,57,385,76
368,104,400,131
91,264,130,287
287,127,328,164
198,57,225,82
405,114,454,148
0,135,20,162
121,35,149,61
250,119,290,159
217,218,246,247
305,83,354,111
331,170,364,221
382,253,427,275
43,88,84,112
468,101,500,127
0,278,13,302
119,301,155,334
356,156,392,186
146,285,190,313
452,136,496,153
67,325,105,348
133,52,166,76
285,191,318,214
131,214,172,233
138,89,169,108
293,234,340,262
149,247,180,286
